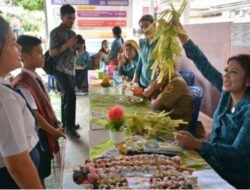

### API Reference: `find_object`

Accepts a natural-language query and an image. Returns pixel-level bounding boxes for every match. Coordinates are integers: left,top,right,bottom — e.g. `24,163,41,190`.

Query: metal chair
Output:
189,86,203,135
179,69,195,86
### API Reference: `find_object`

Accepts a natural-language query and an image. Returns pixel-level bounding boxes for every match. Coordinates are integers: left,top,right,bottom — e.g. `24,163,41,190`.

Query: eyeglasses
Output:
125,47,134,52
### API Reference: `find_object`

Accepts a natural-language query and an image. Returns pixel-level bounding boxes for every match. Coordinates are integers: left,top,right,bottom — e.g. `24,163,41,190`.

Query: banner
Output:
51,0,129,6
46,0,133,52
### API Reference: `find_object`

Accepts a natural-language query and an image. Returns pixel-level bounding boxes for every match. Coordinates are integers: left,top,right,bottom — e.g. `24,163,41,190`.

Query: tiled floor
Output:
49,93,90,189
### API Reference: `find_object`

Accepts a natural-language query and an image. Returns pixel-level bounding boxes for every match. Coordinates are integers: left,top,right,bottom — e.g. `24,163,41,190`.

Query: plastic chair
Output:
178,69,195,86
189,86,203,135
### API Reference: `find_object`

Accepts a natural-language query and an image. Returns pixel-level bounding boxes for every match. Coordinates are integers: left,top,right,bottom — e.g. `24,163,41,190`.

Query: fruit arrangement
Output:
133,87,144,96
100,75,111,87
73,154,197,189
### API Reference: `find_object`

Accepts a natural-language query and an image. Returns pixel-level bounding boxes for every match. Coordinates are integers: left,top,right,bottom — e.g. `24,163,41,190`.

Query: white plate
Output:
144,141,160,151
124,96,143,104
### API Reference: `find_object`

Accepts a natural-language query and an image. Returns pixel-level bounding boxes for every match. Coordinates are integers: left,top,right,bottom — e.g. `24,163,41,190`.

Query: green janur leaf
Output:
150,0,187,83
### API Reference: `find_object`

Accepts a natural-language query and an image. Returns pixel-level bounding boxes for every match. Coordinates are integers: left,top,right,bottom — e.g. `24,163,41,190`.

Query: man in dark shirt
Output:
49,4,80,138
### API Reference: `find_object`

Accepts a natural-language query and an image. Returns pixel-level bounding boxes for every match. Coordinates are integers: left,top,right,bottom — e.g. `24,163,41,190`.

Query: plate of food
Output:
119,96,144,104
159,142,183,152
144,141,160,151
126,136,144,144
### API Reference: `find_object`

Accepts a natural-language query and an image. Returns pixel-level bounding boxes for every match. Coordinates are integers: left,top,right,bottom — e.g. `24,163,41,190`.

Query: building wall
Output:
176,21,250,117
176,22,231,117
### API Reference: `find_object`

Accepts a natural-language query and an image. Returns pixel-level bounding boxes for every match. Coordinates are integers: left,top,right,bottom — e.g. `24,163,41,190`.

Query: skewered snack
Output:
73,154,197,189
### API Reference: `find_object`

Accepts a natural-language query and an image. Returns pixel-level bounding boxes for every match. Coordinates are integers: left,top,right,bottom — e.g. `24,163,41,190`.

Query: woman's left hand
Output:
143,80,161,98
117,53,126,66
175,130,202,150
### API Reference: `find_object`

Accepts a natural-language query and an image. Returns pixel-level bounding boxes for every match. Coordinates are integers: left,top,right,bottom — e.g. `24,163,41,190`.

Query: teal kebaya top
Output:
183,39,250,188
135,38,158,88
108,37,123,61
118,55,138,80
75,51,91,69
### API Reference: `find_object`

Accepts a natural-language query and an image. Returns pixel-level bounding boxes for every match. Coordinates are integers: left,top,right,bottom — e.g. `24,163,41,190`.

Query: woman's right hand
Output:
142,80,161,98
174,130,202,150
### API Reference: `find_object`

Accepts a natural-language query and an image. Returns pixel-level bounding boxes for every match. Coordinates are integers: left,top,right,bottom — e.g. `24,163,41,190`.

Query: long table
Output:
87,70,234,189
88,70,153,148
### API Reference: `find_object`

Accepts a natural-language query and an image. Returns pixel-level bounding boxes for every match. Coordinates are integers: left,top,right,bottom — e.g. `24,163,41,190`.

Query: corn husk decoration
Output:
126,111,187,138
150,0,187,83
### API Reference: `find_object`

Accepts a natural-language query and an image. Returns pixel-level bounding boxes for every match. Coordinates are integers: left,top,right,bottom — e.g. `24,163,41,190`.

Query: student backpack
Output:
43,50,56,75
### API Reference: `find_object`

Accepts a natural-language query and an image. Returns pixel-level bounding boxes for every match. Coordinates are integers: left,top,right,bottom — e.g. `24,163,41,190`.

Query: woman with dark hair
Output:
174,21,250,188
107,26,124,66
93,40,110,69
99,40,110,59
0,16,42,188
75,42,91,93
132,14,157,88
117,40,139,80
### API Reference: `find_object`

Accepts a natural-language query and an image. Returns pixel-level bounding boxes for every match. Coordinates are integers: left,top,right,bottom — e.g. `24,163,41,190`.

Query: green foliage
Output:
126,111,187,138
23,21,39,32
14,0,44,11
106,120,125,132
150,0,187,83
100,82,111,88
3,12,42,33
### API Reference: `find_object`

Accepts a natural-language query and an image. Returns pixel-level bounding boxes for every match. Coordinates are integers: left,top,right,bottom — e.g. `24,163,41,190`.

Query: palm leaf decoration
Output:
150,0,187,83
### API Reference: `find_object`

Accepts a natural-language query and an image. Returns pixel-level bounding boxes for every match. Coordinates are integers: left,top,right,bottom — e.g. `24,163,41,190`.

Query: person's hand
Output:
171,15,183,29
151,98,157,105
66,36,79,48
118,53,126,66
142,87,151,98
53,128,66,140
170,15,189,44
151,80,162,90
142,80,161,98
174,130,202,150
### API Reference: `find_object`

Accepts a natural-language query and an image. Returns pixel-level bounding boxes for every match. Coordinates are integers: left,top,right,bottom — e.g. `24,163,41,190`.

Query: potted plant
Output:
100,75,111,95
106,105,126,144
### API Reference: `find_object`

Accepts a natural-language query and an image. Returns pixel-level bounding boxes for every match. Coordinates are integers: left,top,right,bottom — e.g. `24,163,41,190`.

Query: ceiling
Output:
157,0,250,22
158,0,250,10
190,0,250,10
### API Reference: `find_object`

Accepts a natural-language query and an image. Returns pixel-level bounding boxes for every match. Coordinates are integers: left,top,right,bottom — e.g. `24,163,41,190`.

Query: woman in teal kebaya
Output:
108,26,123,66
175,21,250,188
133,14,158,88
118,40,139,80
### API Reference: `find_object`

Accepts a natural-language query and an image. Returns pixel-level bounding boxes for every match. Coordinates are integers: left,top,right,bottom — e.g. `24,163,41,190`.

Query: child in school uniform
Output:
12,35,65,187
0,16,42,189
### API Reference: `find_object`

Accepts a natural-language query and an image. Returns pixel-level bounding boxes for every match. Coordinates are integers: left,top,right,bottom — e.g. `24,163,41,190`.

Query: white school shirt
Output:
0,77,39,168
